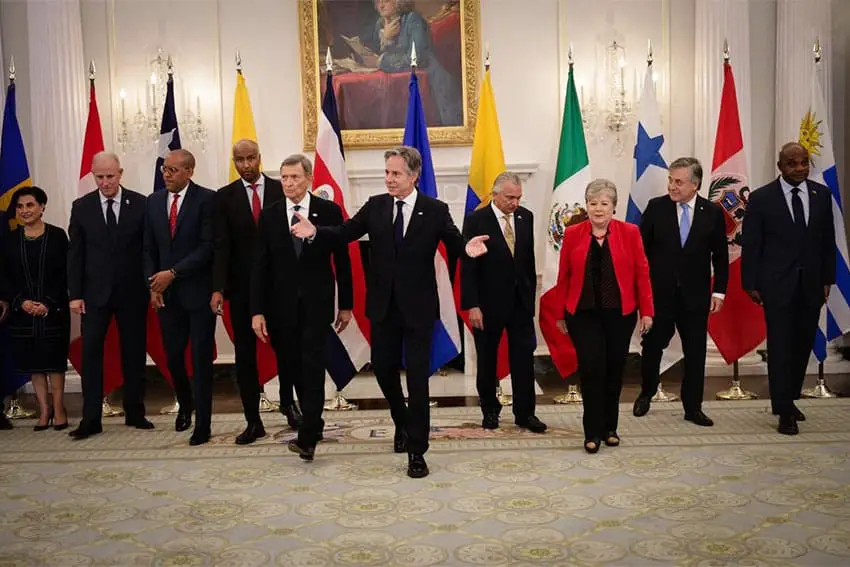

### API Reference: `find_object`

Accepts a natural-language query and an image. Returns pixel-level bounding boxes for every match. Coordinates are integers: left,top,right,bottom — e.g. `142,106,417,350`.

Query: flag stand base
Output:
4,396,35,419
259,393,279,413
651,382,679,402
554,385,582,404
160,397,180,415
802,364,836,398
324,391,357,411
716,379,757,400
102,397,124,417
496,385,513,406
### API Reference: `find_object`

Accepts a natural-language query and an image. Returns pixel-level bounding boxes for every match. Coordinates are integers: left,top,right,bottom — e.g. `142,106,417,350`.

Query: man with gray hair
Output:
461,172,545,433
635,156,728,426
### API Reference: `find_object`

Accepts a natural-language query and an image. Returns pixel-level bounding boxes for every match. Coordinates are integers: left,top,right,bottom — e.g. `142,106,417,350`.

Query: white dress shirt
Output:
676,193,698,228
167,185,189,217
243,175,265,208
100,187,122,223
779,176,809,225
491,201,515,236
287,192,311,221
393,189,418,236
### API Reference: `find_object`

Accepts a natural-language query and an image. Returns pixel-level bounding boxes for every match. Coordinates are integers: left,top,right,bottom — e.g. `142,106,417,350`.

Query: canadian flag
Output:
68,79,126,395
706,61,766,361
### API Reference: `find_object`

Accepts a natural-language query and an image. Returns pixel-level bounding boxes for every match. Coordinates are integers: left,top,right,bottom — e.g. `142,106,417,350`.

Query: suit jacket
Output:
68,187,148,307
250,196,352,327
212,175,284,301
143,182,216,311
461,204,536,324
742,177,835,307
639,194,728,313
314,192,465,327
556,219,654,317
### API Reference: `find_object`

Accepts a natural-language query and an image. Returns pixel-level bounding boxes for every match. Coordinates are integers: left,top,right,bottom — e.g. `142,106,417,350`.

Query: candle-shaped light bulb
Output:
150,72,157,85
119,88,127,121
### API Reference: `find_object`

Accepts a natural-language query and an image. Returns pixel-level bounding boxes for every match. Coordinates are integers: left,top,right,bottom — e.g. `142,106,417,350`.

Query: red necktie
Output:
169,193,180,238
250,183,261,224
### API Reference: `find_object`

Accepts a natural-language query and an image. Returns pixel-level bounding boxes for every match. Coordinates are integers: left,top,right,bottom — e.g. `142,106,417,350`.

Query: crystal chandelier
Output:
581,40,634,157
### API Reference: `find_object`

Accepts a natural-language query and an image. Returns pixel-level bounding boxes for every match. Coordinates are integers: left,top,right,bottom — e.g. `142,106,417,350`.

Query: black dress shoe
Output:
684,410,714,427
53,422,70,431
34,409,54,431
189,429,211,446
633,396,651,417
516,416,547,434
125,417,155,430
235,423,266,445
481,411,499,430
287,440,315,461
175,412,192,432
791,405,806,422
280,404,303,430
393,428,408,453
778,415,799,436
0,414,13,430
69,423,103,440
407,453,429,478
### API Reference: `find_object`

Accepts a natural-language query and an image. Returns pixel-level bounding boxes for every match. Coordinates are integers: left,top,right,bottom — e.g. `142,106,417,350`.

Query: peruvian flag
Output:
68,78,126,395
313,70,370,388
706,61,766,361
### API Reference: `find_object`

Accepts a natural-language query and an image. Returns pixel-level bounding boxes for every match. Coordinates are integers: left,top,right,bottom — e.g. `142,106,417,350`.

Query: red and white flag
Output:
706,61,766,361
68,79,126,395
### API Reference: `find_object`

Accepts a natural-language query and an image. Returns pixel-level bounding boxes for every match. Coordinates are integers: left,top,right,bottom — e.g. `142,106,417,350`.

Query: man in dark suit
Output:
292,146,488,478
143,149,216,446
251,154,352,461
67,151,153,439
211,139,287,444
461,172,545,433
635,157,728,426
742,142,835,435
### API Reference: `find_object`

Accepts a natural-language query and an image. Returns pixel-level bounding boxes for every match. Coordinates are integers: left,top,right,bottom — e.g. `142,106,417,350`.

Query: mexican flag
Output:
538,64,592,378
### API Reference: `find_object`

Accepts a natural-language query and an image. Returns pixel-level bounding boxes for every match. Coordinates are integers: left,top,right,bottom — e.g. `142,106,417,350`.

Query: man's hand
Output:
465,235,490,258
0,300,8,323
709,296,724,314
252,315,269,343
290,212,317,240
149,270,176,293
745,290,762,305
22,300,37,315
639,316,653,335
70,299,86,315
555,319,567,335
210,291,224,316
825,285,831,302
150,291,165,310
382,17,401,41
468,307,484,330
335,310,352,333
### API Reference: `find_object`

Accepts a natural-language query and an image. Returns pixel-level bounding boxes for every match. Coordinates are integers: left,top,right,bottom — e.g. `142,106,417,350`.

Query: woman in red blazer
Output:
555,179,654,453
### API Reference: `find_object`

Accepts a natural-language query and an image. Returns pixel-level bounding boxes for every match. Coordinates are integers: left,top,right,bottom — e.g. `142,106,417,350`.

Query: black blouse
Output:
576,234,621,311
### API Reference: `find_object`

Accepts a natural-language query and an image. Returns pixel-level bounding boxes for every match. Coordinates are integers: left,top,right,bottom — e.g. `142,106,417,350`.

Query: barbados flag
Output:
0,81,33,396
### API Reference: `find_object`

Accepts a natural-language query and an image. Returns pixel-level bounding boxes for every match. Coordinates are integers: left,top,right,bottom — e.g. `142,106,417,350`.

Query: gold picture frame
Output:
298,0,481,150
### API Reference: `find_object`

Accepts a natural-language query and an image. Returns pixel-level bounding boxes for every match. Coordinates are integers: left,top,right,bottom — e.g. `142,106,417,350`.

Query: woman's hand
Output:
555,319,568,335
639,316,653,335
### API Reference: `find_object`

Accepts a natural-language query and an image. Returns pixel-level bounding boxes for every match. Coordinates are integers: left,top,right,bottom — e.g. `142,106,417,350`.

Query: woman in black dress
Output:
2,187,71,430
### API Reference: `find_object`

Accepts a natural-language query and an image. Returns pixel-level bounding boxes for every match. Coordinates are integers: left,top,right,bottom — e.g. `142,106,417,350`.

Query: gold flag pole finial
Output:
325,46,333,74
723,39,730,62
485,42,490,71
9,56,15,82
813,38,822,63
236,49,242,73
568,42,574,67
410,40,418,68
88,60,96,81
167,54,174,76
647,39,653,65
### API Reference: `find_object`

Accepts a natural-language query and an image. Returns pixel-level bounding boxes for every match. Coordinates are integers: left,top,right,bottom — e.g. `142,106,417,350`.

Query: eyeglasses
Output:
160,165,188,176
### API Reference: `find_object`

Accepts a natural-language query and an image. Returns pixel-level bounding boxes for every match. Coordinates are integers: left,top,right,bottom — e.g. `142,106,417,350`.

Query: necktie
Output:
105,198,117,240
679,203,690,247
791,187,806,233
394,201,405,249
169,193,180,238
291,204,303,258
502,214,515,256
249,183,261,224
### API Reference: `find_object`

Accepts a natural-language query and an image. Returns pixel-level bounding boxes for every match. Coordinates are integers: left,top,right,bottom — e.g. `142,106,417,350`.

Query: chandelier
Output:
580,40,635,157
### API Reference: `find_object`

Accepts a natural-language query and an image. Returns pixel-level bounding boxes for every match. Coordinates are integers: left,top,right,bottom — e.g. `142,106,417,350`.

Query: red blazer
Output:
556,219,654,317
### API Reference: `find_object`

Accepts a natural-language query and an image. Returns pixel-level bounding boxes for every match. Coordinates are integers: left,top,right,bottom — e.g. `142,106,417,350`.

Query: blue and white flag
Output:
627,63,667,224
801,65,850,361
402,69,462,374
153,74,181,192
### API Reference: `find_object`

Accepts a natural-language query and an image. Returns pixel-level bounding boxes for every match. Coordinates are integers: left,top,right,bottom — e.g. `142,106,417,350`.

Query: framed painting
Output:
298,0,481,150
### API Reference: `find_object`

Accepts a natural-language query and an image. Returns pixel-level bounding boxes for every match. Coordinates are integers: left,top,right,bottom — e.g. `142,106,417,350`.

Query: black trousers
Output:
473,302,536,421
80,298,148,424
764,276,821,416
566,308,637,441
158,303,216,432
371,298,433,455
269,300,328,447
228,298,261,424
640,289,709,413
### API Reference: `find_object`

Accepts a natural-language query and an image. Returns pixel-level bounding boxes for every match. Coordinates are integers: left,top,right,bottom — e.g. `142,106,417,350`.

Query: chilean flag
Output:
403,69,462,374
313,70,371,388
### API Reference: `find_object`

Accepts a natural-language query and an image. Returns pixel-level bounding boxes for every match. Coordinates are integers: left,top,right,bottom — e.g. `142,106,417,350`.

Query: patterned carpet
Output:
1,399,849,566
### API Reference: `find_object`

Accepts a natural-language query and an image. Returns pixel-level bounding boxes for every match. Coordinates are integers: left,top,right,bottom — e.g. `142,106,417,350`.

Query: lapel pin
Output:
517,214,522,220
311,213,318,218
417,211,423,216
125,199,130,205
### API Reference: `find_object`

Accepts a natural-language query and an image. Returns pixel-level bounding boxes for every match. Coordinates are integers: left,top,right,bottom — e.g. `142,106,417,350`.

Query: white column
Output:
26,0,86,230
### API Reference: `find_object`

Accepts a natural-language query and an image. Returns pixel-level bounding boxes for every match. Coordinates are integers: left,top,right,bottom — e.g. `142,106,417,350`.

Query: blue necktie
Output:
394,201,405,249
291,205,303,258
680,203,690,247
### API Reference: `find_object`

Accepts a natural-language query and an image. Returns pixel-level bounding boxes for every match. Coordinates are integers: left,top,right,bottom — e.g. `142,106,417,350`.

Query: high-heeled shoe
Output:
34,408,54,432
584,438,601,454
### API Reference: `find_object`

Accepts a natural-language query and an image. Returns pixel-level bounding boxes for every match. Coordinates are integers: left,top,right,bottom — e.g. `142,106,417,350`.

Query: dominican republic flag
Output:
403,69,462,374
802,62,850,360
313,70,371,389
706,61,766,362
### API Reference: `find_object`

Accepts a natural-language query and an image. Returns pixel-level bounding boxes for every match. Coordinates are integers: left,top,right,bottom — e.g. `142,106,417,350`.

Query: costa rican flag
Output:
313,70,371,388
